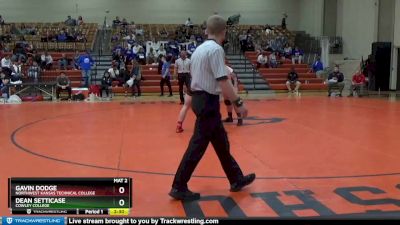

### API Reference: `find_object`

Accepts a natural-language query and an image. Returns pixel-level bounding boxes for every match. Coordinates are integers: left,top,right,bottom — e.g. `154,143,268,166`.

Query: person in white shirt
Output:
174,51,191,104
157,45,166,57
107,62,120,79
1,55,12,69
169,15,254,201
257,52,268,68
11,60,23,82
146,47,157,64
40,51,53,70
185,18,193,27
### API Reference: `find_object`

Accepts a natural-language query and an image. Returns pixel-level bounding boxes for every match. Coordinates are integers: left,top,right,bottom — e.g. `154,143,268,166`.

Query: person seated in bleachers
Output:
136,47,146,65
257,52,268,68
100,71,112,98
146,47,157,64
40,51,53,70
65,15,76,26
129,60,142,97
187,40,198,57
286,66,301,94
56,72,71,100
59,53,69,70
157,45,167,59
312,56,324,78
1,54,11,70
327,65,345,97
58,30,68,42
269,52,278,68
108,61,120,80
348,69,366,97
283,44,292,59
124,47,136,66
0,75,10,99
291,47,303,64
27,61,41,83
77,16,84,26
112,50,124,70
10,60,23,83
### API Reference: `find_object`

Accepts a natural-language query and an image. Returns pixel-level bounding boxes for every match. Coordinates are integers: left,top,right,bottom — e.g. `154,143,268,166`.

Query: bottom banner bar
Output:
11,209,109,215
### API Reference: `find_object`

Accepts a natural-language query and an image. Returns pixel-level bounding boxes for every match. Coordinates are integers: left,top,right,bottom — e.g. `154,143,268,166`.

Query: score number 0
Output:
118,186,125,206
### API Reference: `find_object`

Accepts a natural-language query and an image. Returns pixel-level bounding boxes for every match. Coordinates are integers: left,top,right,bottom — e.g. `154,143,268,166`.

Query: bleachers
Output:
244,51,327,91
0,22,98,52
112,64,244,95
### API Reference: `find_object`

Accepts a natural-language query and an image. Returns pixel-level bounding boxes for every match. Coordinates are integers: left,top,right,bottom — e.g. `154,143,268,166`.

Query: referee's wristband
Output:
233,97,244,107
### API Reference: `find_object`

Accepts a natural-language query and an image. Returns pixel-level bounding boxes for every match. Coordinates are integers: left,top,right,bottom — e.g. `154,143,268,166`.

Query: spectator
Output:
187,40,198,57
40,51,53,70
282,13,288,30
136,47,146,65
146,47,157,64
130,60,142,97
348,69,366,97
77,16,84,26
0,15,4,25
56,72,71,100
157,45,166,58
78,51,94,87
59,53,69,70
292,47,303,64
108,61,120,80
312,56,324,78
286,66,301,93
160,55,173,97
27,61,41,83
256,52,268,68
283,44,292,59
1,54,12,69
65,15,76,26
185,18,193,27
1,75,10,99
269,52,278,68
113,16,121,27
327,65,345,97
73,51,80,69
100,71,112,98
11,60,23,82
57,31,67,42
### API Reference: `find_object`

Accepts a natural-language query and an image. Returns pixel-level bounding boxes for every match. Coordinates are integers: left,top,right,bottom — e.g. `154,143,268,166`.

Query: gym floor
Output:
1,93,400,218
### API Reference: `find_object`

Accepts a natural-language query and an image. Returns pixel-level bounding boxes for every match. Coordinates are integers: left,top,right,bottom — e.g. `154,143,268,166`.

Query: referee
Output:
169,15,255,201
174,51,191,104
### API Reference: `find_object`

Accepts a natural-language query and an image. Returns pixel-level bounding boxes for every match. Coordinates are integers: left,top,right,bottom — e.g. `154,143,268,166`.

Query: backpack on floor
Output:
89,85,101,96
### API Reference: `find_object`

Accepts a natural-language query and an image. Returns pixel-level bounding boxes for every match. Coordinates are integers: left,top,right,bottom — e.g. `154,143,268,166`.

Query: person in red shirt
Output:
348,70,366,97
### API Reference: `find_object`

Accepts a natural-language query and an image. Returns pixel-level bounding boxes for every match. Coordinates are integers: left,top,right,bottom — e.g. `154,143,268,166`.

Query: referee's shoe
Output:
169,188,200,201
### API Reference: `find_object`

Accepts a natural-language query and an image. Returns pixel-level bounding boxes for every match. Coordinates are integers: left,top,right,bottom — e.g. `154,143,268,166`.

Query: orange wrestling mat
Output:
1,96,400,218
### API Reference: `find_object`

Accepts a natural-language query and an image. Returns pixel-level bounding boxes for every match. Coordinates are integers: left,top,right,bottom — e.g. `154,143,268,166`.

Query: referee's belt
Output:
178,72,190,75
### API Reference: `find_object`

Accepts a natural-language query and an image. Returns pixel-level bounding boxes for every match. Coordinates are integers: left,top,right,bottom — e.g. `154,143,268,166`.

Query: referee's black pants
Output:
178,73,191,103
172,91,244,191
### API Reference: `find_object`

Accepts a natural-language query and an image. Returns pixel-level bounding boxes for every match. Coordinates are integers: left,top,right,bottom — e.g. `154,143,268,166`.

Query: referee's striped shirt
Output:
190,40,228,95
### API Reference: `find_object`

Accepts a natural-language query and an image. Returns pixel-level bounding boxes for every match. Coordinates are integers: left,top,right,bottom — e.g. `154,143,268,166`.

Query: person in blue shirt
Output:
312,56,324,78
78,50,94,87
291,47,304,64
187,41,198,57
160,55,173,97
167,40,180,59
57,31,67,42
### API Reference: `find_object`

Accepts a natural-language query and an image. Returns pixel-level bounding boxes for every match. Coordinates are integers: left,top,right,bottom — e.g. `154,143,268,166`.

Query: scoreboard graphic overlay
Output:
8,178,132,215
